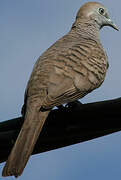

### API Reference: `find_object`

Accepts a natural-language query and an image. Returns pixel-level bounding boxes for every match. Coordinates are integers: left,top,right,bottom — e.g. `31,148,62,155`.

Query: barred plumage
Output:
2,1,118,177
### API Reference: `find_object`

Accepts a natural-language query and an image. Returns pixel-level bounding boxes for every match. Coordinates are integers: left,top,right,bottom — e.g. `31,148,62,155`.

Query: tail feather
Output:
2,108,50,177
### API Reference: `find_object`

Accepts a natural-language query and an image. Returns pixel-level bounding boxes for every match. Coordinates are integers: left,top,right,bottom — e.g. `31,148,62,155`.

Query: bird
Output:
2,1,118,178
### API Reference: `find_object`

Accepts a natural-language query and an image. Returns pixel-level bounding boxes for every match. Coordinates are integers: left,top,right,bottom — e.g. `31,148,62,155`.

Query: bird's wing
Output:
40,39,108,110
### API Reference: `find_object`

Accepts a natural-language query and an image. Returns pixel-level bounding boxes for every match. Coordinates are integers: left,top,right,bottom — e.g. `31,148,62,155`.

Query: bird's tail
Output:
2,107,50,178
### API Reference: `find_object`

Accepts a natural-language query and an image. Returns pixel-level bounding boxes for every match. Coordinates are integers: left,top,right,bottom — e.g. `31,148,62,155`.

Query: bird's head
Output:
76,2,119,31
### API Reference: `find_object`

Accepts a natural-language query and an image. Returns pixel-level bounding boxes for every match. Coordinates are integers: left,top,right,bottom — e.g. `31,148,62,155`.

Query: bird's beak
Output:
107,18,119,31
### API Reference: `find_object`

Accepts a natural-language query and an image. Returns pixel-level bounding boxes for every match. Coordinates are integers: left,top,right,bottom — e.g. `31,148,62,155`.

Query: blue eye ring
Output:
99,8,105,15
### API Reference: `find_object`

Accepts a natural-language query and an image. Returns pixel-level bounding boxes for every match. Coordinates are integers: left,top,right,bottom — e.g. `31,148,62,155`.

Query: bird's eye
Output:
99,8,105,15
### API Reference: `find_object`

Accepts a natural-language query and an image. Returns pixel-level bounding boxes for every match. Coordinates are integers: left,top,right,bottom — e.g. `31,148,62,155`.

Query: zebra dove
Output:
2,1,118,177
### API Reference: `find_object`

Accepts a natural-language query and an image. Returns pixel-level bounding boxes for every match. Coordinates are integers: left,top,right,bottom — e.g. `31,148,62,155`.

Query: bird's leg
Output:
65,100,83,110
57,105,65,110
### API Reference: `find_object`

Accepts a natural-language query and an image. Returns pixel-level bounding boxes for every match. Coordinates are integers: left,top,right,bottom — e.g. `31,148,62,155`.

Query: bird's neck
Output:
71,19,100,41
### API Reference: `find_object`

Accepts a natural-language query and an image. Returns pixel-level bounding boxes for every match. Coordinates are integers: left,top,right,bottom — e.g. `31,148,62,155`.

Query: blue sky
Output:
0,0,121,179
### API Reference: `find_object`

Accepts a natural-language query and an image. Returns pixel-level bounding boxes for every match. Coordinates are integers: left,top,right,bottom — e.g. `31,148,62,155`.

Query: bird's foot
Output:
65,100,83,110
57,105,65,110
